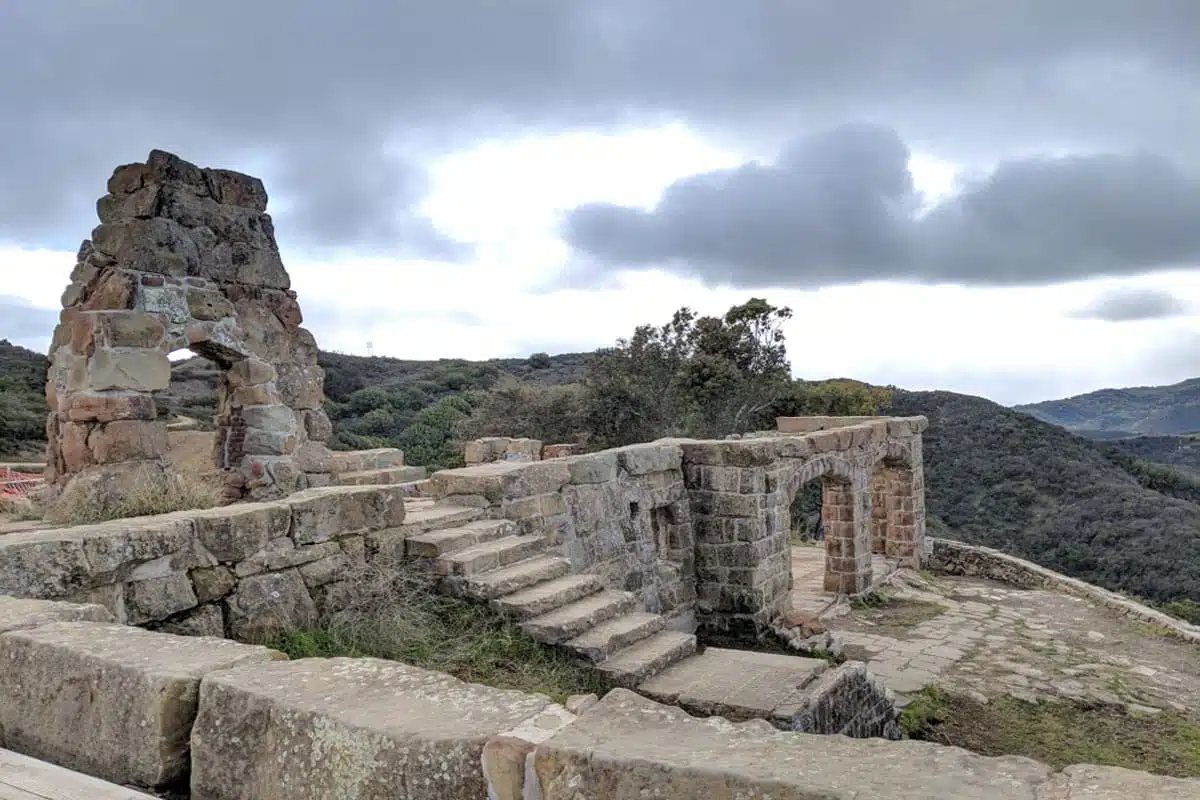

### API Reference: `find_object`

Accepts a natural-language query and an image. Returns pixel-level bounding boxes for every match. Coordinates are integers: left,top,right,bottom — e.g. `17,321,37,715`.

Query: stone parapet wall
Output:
0,485,407,640
2,597,1194,798
775,415,894,433
329,447,404,473
929,538,1200,644
464,436,544,465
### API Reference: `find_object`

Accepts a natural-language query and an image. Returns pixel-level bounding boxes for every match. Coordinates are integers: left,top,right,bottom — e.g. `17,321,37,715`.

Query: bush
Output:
44,466,222,526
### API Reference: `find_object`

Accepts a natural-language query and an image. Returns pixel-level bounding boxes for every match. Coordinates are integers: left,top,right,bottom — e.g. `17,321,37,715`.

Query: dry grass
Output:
262,557,608,703
44,466,222,526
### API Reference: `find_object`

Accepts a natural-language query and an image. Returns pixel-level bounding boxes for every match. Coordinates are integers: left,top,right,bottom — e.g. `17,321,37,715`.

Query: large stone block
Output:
617,442,681,476
91,217,200,276
88,419,169,463
191,501,292,562
0,596,113,632
224,569,317,640
88,347,171,392
532,689,1051,799
0,622,283,789
287,485,406,545
67,390,157,423
190,657,555,800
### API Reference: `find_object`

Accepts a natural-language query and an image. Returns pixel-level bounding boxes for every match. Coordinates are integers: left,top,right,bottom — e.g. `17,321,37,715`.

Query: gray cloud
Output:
1070,288,1189,322
560,124,1200,288
2,2,1200,256
0,296,57,344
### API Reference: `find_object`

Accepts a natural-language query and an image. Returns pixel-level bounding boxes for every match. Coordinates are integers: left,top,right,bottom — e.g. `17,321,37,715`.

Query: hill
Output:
890,389,1200,604
1015,377,1200,435
0,340,48,458
1101,434,1200,477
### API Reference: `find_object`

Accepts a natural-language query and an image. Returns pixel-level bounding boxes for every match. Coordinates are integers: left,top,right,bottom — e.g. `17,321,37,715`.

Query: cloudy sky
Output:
2,1,1199,406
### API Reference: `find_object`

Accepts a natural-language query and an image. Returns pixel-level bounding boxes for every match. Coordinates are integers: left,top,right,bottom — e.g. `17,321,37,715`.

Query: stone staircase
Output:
401,500,697,688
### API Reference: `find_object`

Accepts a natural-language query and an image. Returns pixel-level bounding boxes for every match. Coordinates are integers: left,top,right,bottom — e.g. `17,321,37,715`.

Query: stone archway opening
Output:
44,149,334,510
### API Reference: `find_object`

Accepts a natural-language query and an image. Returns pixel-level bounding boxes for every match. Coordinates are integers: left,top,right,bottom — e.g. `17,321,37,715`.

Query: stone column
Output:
822,476,873,594
884,465,924,566
870,469,888,554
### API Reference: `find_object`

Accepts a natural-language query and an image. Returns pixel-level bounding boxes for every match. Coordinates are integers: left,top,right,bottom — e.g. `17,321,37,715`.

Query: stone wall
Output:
464,437,585,465
45,149,333,504
0,485,407,640
2,598,1195,798
431,417,928,636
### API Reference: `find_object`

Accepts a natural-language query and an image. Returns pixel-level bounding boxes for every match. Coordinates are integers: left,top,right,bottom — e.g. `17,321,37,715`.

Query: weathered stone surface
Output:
287,485,406,545
1036,764,1200,798
617,442,681,476
190,565,238,604
87,347,171,392
88,419,168,463
0,622,282,789
190,501,292,563
483,704,577,800
154,604,226,638
48,150,328,502
190,657,554,800
223,569,317,640
532,689,1051,799
67,390,157,423
0,596,113,632
124,573,198,625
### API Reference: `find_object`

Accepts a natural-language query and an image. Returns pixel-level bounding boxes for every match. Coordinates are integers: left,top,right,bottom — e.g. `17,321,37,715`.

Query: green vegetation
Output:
900,687,1200,778
1015,377,1200,436
890,390,1200,605
0,340,47,458
263,563,607,703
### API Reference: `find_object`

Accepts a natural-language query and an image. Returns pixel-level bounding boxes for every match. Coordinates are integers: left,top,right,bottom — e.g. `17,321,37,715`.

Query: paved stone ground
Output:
789,542,895,615
789,546,1200,716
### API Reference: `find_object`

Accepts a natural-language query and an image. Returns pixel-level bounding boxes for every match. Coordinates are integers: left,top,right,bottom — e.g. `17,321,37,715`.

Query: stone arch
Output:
44,150,333,506
782,454,874,595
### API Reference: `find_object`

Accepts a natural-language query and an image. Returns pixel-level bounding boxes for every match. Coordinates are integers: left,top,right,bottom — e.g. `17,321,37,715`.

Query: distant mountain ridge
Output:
1015,377,1200,436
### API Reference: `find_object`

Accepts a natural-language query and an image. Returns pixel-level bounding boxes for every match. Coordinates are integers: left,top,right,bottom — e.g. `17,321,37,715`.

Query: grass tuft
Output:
262,559,609,704
44,467,221,526
901,686,1200,778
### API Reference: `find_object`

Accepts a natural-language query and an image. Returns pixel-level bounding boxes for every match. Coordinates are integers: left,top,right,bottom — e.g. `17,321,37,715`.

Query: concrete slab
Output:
638,647,828,722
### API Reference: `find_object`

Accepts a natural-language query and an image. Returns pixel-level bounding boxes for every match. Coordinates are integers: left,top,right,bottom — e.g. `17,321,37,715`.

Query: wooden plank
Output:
0,749,155,799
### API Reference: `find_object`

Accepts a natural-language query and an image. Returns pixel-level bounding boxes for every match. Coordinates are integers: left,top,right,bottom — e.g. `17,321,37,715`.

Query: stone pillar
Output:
822,477,873,594
884,465,924,566
45,149,333,505
870,469,888,555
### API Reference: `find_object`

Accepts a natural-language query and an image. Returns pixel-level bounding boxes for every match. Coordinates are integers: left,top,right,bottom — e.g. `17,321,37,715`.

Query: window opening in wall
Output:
628,501,640,518
650,505,675,554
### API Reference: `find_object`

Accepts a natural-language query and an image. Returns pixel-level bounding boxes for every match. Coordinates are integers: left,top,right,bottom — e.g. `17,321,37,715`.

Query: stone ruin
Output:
44,150,333,504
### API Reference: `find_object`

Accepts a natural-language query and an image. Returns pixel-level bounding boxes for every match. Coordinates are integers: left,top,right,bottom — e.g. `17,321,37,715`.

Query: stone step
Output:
597,631,698,689
565,612,666,663
436,535,547,577
406,520,517,558
491,574,605,620
398,504,485,536
520,590,638,645
452,557,573,600
337,465,427,486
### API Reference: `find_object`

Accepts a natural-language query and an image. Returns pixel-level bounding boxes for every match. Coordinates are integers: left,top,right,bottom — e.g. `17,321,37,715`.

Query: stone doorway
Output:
44,150,334,505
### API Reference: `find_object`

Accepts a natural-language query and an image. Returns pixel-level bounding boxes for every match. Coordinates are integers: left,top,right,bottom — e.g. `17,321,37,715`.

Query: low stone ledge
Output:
0,621,283,790
0,595,114,632
530,689,1199,799
929,538,1200,645
190,657,558,800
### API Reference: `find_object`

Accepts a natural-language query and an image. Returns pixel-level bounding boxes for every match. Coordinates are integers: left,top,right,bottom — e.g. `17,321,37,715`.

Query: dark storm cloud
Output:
0,296,57,342
2,1,1200,254
1070,288,1189,322
560,124,1200,288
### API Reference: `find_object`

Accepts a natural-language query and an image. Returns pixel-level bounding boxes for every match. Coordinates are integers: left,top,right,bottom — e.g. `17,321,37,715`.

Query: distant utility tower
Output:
366,340,375,357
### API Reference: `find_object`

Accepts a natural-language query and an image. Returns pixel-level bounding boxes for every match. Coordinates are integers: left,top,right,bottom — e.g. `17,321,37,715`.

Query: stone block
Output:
0,596,113,633
204,167,269,211
88,347,171,392
242,427,298,455
91,217,200,276
190,565,237,604
224,569,317,640
617,442,681,475
191,501,292,562
236,540,339,577
274,363,324,409
301,408,333,442
81,267,137,310
0,621,282,789
90,310,167,348
154,604,226,638
531,689,1052,799
88,419,169,463
190,657,554,800
97,183,160,222
293,440,333,472
67,390,157,423
483,704,577,800
567,451,618,484
226,357,276,387
186,286,236,320
125,573,199,625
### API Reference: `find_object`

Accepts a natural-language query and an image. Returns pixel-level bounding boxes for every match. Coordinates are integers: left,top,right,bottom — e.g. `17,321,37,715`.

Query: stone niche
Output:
44,150,333,504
